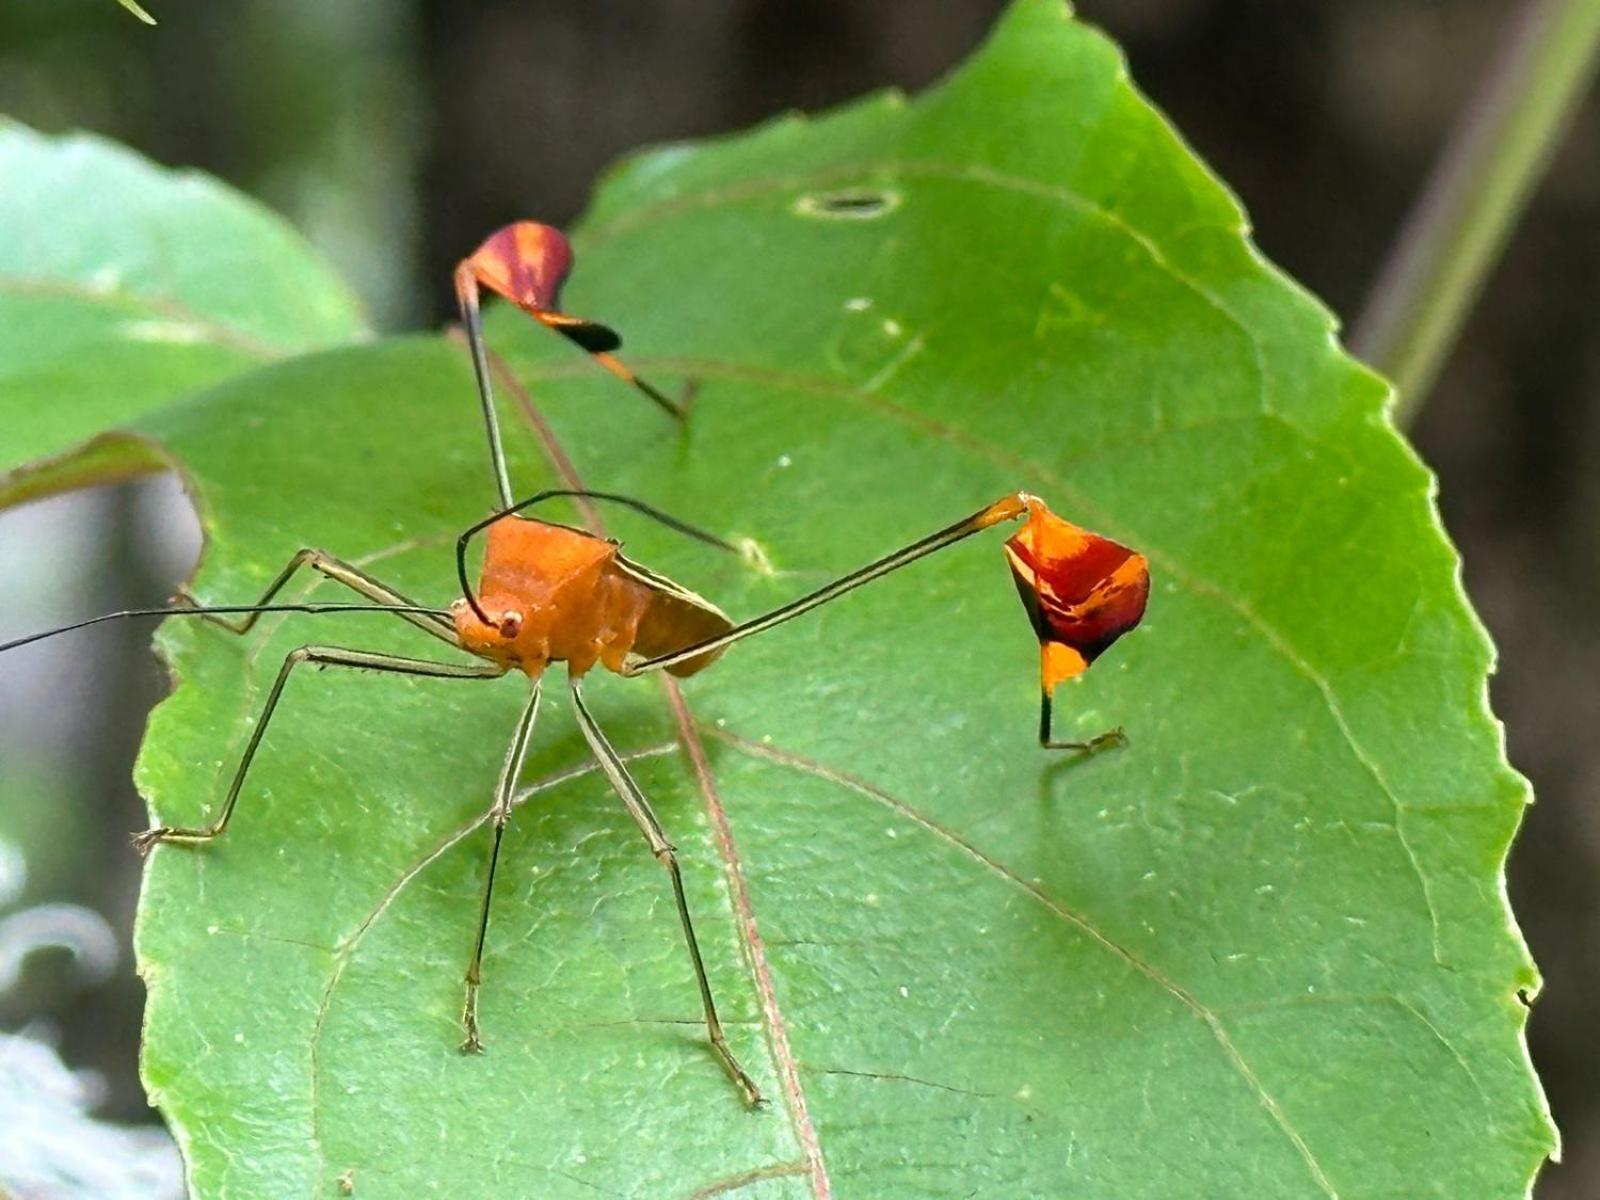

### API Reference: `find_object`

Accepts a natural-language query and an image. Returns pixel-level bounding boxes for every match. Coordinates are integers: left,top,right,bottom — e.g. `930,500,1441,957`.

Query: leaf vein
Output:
302,746,675,1197
707,725,1341,1199
581,156,1275,427
684,1160,811,1200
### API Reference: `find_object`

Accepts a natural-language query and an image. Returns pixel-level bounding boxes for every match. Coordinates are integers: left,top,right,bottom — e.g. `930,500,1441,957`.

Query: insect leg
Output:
459,681,542,1053
583,347,691,421
131,647,504,853
622,494,1034,676
181,550,458,645
494,307,692,419
457,271,689,512
622,495,1139,753
568,678,764,1108
454,268,516,509
1038,686,1126,753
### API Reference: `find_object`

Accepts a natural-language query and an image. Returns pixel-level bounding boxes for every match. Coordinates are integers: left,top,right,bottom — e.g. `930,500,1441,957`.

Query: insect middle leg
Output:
179,549,457,644
132,646,504,853
569,678,764,1108
460,682,542,1053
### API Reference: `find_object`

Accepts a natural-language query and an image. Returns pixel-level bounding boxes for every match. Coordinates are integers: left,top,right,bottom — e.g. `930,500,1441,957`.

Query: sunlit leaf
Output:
1,2,1553,1196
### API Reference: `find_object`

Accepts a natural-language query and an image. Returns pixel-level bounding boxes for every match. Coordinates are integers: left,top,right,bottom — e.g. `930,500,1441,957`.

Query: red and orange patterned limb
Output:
455,222,622,353
1001,495,1149,747
455,221,685,421
624,491,1147,748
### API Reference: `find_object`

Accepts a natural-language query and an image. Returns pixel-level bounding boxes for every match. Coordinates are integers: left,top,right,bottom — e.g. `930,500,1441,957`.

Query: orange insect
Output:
2,221,1150,1107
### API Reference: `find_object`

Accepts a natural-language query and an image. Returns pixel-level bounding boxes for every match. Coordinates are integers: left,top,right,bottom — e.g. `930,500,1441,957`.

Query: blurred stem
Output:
116,0,157,24
1352,0,1600,424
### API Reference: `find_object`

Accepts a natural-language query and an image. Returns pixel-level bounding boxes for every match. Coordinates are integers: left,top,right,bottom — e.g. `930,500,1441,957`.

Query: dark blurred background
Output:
0,1,1593,1195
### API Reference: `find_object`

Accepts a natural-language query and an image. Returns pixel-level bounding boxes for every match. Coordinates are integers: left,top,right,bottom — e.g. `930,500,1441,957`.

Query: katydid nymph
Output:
1,222,1151,1106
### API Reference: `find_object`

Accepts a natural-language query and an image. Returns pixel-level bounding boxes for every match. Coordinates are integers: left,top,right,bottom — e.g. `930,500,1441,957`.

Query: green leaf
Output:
0,119,368,502
11,1,1555,1195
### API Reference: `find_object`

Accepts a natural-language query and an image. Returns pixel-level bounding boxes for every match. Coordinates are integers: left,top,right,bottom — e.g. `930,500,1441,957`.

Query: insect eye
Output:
497,611,523,638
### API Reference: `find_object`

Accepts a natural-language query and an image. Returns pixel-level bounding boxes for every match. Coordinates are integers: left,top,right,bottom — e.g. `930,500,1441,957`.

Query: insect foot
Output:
460,990,485,1055
731,1066,767,1111
130,827,172,856
1088,727,1127,753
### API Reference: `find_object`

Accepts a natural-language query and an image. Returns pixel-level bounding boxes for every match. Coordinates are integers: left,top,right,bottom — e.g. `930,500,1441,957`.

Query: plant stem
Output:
1352,0,1600,424
116,0,157,24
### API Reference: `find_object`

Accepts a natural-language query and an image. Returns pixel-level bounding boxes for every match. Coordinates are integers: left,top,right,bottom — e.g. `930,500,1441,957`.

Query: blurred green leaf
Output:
0,119,367,500
2,1,1554,1196
0,759,86,904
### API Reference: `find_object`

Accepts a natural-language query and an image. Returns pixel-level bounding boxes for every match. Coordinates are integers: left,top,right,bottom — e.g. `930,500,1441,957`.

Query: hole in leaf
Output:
793,188,901,220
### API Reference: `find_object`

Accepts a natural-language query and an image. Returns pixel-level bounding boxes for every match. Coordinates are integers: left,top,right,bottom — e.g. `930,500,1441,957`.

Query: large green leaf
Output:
7,2,1554,1195
0,119,368,502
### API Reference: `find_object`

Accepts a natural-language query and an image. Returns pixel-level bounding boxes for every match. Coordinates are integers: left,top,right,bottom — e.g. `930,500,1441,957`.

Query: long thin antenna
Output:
454,267,516,511
1,602,453,655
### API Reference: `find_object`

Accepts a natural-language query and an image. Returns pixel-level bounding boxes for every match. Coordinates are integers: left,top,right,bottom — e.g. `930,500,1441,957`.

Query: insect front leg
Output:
459,681,543,1053
132,646,504,853
178,549,457,645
